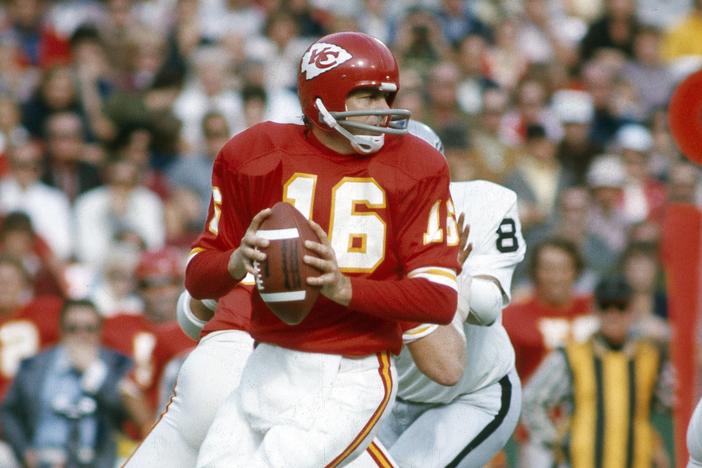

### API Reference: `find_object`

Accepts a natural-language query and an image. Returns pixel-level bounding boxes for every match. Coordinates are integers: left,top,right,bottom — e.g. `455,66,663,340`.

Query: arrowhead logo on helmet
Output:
301,43,352,80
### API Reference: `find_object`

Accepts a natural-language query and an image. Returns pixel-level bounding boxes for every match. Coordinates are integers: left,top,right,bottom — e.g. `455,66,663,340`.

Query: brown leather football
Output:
253,202,321,325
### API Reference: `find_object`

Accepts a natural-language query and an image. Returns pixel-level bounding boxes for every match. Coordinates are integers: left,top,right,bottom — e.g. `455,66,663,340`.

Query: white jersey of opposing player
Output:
689,396,702,467
397,180,526,404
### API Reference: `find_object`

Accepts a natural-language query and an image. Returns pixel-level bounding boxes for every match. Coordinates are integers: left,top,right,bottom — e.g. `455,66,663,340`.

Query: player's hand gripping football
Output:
303,220,352,306
228,208,272,280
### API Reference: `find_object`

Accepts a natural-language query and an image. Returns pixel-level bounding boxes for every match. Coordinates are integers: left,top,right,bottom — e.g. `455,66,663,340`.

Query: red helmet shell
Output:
136,247,183,283
297,32,400,130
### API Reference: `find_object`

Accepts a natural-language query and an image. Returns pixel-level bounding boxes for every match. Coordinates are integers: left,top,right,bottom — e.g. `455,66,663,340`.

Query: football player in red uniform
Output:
125,118,465,468
179,32,459,467
102,248,192,433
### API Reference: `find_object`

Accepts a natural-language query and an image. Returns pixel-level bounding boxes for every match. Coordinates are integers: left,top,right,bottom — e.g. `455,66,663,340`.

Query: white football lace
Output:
252,260,264,291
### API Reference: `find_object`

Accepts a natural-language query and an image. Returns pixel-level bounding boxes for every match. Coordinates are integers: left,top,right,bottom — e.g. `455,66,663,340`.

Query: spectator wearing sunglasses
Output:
1,299,132,468
521,275,672,468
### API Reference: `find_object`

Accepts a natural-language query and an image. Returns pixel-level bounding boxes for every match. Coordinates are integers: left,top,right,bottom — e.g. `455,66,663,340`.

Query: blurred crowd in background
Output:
0,0,699,466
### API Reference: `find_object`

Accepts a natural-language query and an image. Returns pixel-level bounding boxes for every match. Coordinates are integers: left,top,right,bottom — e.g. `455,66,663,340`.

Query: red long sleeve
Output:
185,249,239,299
349,277,456,325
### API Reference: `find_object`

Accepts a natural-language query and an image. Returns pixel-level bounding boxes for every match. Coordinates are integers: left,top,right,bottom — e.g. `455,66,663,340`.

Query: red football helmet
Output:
136,247,184,285
297,32,410,154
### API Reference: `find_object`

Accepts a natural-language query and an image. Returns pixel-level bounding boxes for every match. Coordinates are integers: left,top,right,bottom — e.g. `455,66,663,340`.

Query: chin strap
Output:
316,98,385,154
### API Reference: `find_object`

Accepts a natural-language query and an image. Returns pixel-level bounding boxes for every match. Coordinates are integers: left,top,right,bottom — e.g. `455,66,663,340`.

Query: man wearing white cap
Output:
552,90,604,185
616,124,666,224
586,155,630,254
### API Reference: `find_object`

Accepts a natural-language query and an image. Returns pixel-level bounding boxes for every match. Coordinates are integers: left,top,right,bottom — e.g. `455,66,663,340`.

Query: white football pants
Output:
124,330,254,467
689,397,702,468
373,369,521,468
196,343,397,468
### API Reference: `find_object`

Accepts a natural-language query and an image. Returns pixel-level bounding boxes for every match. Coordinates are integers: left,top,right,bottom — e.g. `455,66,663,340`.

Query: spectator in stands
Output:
0,141,73,260
104,69,184,169
552,90,603,185
620,241,669,344
485,16,530,92
0,96,30,163
580,0,640,62
504,123,573,242
89,243,142,318
22,65,86,140
442,123,474,182
393,7,450,70
617,124,666,224
0,211,66,297
586,154,631,255
40,111,102,202
241,84,269,130
622,26,676,117
109,124,171,200
455,33,494,115
3,0,70,68
168,111,229,224
548,186,616,287
97,0,149,88
0,255,63,400
505,238,595,381
517,0,579,67
69,25,117,143
468,86,519,183
668,161,701,205
172,46,241,153
0,37,37,102
504,237,596,466
74,156,164,267
435,0,490,47
1,299,132,468
356,0,391,43
123,29,168,92
522,275,671,467
424,61,471,140
501,75,561,145
159,0,201,82
582,60,628,146
248,12,311,92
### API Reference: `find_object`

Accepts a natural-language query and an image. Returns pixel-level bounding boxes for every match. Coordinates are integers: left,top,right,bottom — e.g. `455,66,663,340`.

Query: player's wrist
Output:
331,274,352,306
227,249,247,281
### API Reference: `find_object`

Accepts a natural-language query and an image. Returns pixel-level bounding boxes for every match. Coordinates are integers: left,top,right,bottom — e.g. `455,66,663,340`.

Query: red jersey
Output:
503,295,595,382
187,122,459,356
201,282,254,338
0,296,62,399
102,314,192,410
102,314,158,389
148,322,193,407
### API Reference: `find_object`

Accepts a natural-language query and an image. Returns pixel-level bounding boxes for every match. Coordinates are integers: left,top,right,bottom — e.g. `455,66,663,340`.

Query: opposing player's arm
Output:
404,315,466,386
176,290,216,341
452,181,526,326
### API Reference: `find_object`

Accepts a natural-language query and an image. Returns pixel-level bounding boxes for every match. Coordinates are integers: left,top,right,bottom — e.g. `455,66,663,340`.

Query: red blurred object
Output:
661,204,702,465
668,69,702,165
136,247,183,282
